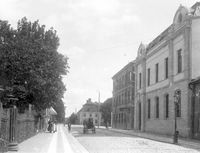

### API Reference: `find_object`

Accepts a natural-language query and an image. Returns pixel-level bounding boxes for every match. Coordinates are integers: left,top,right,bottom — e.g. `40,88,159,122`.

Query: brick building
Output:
112,61,135,129
134,2,200,139
78,98,102,126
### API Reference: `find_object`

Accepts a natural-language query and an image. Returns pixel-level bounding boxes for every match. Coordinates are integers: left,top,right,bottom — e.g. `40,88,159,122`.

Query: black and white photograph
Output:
0,0,200,153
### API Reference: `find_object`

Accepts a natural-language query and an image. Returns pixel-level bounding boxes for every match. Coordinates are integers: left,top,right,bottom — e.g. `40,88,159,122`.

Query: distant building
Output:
112,61,135,129
78,98,102,126
134,2,200,139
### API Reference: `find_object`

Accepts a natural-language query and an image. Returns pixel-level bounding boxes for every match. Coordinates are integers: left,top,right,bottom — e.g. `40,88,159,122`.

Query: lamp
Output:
173,90,180,144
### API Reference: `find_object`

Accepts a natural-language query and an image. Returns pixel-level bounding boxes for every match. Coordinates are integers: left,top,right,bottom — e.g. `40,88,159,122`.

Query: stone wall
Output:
0,105,46,152
0,107,10,153
16,111,36,143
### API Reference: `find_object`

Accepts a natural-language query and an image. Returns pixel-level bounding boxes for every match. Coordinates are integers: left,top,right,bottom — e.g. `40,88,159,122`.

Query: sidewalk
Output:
7,124,88,153
100,126,200,151
63,126,89,153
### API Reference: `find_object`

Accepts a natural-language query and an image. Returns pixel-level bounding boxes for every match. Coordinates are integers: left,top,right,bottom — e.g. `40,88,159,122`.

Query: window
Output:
122,93,124,104
129,72,132,81
83,113,86,117
176,90,181,117
127,90,130,102
132,73,135,81
147,68,150,86
178,13,182,23
177,49,182,73
131,87,134,100
155,63,159,83
90,114,92,117
155,97,159,118
125,91,127,104
147,99,151,119
165,58,168,79
139,73,142,89
165,94,169,118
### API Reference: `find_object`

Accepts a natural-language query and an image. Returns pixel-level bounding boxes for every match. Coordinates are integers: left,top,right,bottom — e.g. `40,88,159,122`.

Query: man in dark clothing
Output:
68,122,71,132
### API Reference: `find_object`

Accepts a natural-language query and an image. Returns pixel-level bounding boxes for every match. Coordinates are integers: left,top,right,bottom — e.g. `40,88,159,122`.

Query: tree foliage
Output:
100,98,112,126
0,17,68,115
69,113,78,124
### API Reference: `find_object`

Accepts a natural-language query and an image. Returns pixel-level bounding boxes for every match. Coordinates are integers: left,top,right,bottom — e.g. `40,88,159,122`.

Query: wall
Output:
191,17,200,79
145,81,190,137
173,34,185,82
146,45,169,92
80,112,101,126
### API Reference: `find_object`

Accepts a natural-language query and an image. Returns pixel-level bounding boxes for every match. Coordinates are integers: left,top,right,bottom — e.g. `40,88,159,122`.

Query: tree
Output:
0,18,69,118
100,98,112,126
53,99,65,123
69,113,78,124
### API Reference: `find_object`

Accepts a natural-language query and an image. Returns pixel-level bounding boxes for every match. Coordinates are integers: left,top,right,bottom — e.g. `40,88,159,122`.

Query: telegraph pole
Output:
98,91,100,128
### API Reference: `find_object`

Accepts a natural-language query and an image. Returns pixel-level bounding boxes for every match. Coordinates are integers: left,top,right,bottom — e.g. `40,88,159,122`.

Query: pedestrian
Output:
53,119,57,133
48,120,53,133
68,122,71,132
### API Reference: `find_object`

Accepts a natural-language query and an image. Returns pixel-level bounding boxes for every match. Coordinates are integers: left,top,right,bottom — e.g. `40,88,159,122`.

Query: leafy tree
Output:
100,98,112,126
53,99,65,123
0,17,69,118
69,113,78,124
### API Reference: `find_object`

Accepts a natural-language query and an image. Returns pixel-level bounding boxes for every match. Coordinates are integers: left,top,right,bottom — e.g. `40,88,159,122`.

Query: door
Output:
193,84,200,140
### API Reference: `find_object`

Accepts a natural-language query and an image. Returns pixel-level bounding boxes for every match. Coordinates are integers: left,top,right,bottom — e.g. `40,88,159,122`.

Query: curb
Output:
63,127,89,153
99,127,200,151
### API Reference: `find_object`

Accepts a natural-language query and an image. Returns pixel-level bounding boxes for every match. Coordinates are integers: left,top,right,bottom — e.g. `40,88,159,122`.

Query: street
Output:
71,125,200,153
7,124,200,153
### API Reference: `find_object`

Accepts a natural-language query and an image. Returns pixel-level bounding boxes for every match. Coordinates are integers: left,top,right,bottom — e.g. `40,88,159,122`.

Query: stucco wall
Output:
173,34,184,79
137,64,142,91
80,112,101,125
145,81,190,137
146,45,169,92
191,18,200,79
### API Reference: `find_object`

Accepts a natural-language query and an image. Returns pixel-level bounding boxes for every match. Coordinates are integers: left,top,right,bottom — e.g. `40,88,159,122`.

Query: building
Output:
78,98,102,126
134,2,200,139
112,61,135,129
189,78,200,140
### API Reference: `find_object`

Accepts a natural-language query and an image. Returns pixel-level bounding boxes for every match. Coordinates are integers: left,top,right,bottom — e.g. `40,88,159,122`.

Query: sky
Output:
0,0,198,117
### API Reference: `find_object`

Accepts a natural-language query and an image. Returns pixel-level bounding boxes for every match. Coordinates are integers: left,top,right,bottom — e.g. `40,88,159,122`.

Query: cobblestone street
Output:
71,125,200,153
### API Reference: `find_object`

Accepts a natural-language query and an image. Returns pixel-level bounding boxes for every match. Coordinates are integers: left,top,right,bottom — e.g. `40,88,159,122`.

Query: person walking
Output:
68,122,71,133
48,120,53,133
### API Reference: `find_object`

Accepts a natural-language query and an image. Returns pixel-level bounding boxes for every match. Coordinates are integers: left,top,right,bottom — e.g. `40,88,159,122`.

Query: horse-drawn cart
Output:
83,118,96,134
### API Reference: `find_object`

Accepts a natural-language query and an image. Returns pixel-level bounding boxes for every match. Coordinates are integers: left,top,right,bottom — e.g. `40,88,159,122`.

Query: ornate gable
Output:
137,43,146,57
173,5,189,25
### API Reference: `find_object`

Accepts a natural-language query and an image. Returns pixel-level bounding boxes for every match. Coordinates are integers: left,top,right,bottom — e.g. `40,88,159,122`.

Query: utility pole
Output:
98,91,100,128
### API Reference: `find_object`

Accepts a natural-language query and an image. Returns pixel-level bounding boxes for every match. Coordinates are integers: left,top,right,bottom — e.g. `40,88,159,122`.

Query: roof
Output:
112,61,135,79
146,25,172,52
49,107,57,115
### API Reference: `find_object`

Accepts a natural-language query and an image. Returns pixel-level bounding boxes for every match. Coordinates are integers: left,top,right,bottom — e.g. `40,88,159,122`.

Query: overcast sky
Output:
0,0,198,116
